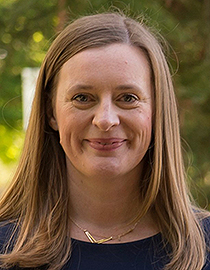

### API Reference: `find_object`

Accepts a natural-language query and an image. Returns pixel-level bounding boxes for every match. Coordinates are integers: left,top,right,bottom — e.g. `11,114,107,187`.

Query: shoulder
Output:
200,215,210,240
0,221,17,253
201,215,210,228
193,209,210,233
199,215,210,270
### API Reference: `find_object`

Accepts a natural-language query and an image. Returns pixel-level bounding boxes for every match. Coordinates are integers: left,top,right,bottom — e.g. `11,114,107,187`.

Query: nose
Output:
92,100,120,131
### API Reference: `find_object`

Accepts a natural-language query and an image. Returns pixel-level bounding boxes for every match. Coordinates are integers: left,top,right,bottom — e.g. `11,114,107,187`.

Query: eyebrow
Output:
66,84,94,92
65,84,94,98
115,84,143,92
115,84,148,99
65,83,146,96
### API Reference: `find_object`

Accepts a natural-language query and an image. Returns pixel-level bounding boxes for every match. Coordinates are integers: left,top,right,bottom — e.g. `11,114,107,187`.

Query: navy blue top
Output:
0,218,210,270
67,233,169,270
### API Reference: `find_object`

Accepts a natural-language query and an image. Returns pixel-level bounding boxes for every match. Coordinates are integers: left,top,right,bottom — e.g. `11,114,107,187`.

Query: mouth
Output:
98,142,117,145
85,138,127,151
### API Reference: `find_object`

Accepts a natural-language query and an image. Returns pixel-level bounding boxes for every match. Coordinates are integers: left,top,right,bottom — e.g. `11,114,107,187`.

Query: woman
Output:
0,12,209,270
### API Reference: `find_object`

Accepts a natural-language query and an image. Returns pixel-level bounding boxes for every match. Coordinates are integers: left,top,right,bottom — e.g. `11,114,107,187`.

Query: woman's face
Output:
50,44,153,179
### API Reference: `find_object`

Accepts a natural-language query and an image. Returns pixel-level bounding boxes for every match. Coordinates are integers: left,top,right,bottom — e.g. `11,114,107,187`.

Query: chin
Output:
84,163,124,178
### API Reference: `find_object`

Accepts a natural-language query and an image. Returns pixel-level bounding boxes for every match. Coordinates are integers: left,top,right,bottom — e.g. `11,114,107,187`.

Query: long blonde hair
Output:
0,12,208,270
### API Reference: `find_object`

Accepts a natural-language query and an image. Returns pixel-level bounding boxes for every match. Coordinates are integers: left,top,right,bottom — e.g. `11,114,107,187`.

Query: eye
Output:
119,94,138,103
71,93,96,109
116,93,140,109
72,93,92,103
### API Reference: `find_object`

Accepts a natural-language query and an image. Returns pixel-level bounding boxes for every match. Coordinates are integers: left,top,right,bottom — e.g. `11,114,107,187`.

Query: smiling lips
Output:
86,138,127,151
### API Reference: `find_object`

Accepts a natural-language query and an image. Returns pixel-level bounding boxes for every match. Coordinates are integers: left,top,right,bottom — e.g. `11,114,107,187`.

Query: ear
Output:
46,93,58,131
49,114,58,131
46,101,58,130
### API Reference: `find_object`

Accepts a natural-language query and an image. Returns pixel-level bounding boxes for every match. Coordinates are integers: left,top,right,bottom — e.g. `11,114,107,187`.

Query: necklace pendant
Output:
84,230,112,244
84,230,97,243
96,236,113,244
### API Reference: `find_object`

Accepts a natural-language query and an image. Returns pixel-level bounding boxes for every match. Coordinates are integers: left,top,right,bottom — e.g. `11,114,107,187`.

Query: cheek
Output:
57,113,87,154
56,114,73,145
136,114,152,147
59,126,70,147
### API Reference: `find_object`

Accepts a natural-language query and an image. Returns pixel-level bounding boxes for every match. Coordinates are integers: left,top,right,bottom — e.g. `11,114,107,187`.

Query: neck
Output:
68,163,143,228
67,161,159,243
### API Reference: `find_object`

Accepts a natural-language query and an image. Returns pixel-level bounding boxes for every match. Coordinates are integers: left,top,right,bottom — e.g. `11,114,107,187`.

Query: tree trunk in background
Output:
203,0,210,62
56,0,67,32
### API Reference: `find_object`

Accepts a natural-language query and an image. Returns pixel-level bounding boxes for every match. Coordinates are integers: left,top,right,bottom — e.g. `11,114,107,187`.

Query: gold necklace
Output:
70,214,141,244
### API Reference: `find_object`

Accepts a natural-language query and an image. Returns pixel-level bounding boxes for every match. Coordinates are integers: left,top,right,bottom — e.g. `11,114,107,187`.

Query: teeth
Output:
99,142,113,145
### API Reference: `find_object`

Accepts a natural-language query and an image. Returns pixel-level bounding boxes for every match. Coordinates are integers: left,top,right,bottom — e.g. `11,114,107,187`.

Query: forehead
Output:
59,44,151,82
54,43,153,110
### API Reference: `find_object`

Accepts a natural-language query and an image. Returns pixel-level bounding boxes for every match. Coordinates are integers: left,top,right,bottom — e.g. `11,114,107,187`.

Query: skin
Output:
50,43,158,242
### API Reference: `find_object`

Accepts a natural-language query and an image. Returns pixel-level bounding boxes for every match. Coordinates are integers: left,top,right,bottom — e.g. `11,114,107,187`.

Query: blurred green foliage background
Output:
0,0,210,206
